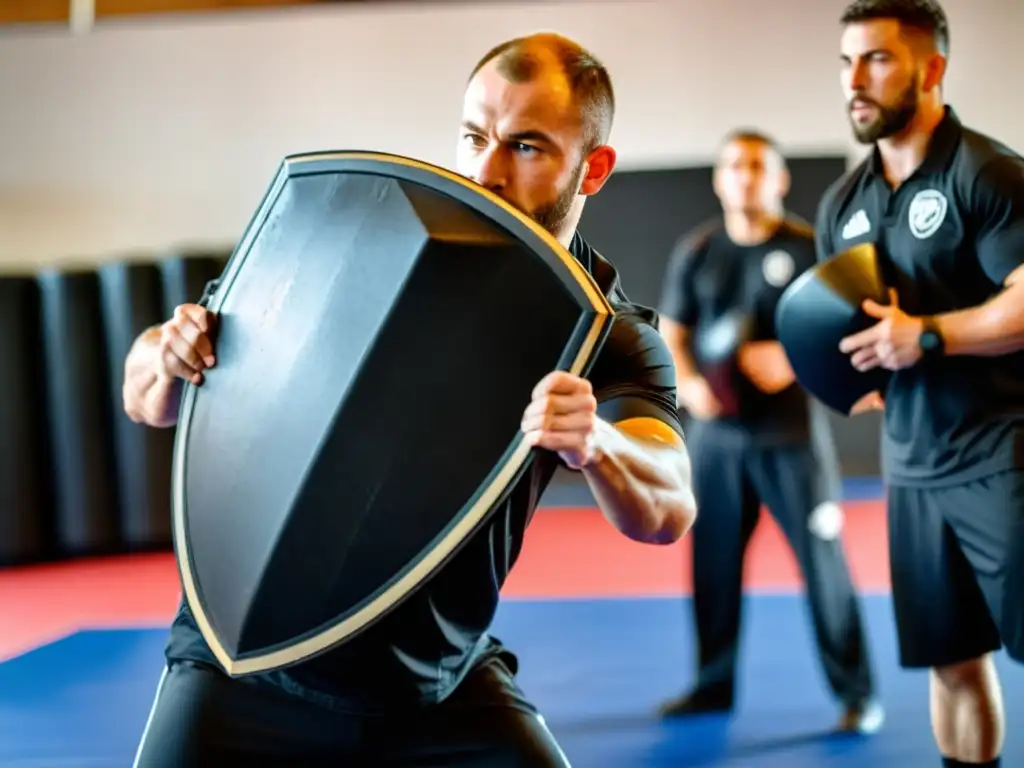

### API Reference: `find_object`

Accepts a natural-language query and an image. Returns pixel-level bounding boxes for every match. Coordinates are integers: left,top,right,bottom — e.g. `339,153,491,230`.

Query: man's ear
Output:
778,164,792,200
923,52,947,92
579,145,617,196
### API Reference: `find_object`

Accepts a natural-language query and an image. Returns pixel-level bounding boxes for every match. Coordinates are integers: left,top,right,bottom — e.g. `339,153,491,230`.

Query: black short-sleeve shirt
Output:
165,230,682,712
658,217,820,442
814,106,1024,487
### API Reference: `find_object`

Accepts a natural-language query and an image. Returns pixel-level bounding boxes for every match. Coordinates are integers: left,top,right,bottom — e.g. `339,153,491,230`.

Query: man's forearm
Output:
580,420,696,545
737,340,796,393
123,325,181,427
934,281,1024,357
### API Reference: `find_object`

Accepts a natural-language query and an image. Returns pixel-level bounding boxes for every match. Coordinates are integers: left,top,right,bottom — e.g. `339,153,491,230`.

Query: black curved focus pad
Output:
179,165,603,665
38,270,120,557
775,243,892,415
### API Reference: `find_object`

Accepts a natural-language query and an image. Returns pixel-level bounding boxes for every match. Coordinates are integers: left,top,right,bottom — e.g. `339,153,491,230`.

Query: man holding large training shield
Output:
123,32,696,765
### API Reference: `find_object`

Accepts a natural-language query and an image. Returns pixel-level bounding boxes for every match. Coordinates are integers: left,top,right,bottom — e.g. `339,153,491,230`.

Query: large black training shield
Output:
171,150,614,676
775,242,892,415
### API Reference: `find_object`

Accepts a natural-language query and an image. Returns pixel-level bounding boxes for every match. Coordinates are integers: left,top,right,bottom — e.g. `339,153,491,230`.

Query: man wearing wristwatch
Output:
814,3,1024,766
917,317,943,357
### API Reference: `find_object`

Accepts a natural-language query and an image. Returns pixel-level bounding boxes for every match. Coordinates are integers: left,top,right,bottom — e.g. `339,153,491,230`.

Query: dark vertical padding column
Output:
160,250,230,315
98,262,175,551
0,277,55,565
38,269,121,558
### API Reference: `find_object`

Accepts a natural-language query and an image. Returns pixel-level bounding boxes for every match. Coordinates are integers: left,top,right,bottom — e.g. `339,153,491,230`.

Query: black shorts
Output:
132,657,570,767
888,470,1024,669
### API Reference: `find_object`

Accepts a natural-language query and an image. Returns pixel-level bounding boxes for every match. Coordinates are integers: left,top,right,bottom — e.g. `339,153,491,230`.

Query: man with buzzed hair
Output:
461,31,615,240
656,128,881,733
469,32,614,153
128,31,697,766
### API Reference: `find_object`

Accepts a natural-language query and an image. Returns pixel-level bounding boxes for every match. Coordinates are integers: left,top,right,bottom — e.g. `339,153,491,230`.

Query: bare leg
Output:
930,654,1004,763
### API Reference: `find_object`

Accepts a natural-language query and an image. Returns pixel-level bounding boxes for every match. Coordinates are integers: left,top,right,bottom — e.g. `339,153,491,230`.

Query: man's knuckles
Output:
158,347,190,378
533,371,592,397
523,408,595,432
533,393,597,415
174,302,211,329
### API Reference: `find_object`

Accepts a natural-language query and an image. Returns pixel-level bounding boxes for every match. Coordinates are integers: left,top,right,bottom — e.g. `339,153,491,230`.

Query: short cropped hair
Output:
720,128,781,154
840,0,950,56
718,128,787,166
469,32,615,153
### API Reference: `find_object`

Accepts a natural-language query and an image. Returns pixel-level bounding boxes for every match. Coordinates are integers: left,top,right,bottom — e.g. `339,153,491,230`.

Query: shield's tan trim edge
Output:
173,149,615,676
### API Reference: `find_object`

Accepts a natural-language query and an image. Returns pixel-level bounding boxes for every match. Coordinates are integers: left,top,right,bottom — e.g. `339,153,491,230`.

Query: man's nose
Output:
846,61,869,93
474,148,508,191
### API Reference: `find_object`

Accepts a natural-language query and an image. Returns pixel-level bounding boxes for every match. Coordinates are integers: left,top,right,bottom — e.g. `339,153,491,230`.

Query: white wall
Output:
0,0,1019,271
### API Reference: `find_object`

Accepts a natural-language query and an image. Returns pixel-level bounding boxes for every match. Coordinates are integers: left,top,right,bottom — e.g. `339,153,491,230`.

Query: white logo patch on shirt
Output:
761,249,795,287
841,209,871,240
908,189,948,239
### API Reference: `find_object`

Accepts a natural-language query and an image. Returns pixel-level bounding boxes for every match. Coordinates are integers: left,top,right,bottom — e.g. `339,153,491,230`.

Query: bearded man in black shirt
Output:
122,31,697,767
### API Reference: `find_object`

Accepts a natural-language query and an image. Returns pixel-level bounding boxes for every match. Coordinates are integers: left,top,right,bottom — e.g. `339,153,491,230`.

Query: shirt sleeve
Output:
813,194,836,263
588,311,683,437
973,154,1024,286
657,233,703,326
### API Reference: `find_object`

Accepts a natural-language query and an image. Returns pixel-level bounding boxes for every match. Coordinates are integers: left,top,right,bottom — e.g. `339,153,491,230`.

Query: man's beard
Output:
849,80,919,144
529,159,586,235
738,204,779,222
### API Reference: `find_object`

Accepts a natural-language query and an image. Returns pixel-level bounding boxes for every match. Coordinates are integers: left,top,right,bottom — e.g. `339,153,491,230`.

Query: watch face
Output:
921,331,940,352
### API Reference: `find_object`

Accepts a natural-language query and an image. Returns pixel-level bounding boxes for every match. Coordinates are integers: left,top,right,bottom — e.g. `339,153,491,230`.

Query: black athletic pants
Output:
685,419,874,706
888,469,1024,669
132,656,571,767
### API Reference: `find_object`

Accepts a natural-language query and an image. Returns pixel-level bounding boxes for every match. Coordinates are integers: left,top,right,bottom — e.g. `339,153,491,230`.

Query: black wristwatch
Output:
918,316,945,359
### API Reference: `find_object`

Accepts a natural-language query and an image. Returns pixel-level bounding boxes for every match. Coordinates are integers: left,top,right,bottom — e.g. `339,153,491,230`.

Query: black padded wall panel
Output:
0,277,55,564
38,269,121,557
98,262,175,550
